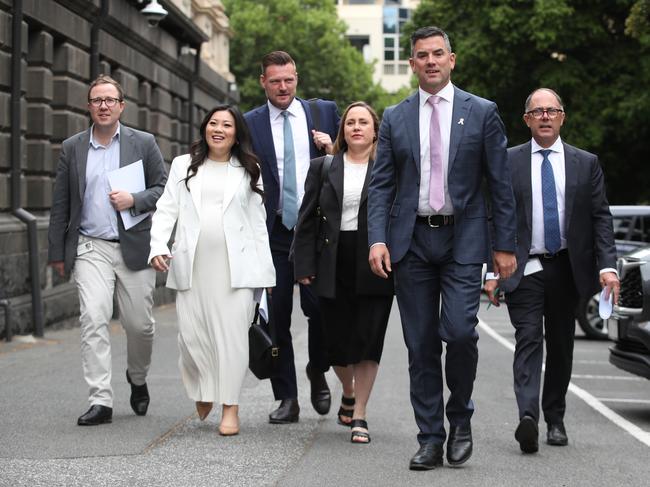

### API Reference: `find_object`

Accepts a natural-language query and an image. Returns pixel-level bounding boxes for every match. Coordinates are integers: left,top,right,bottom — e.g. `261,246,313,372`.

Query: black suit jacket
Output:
293,153,394,299
244,98,340,233
500,141,616,298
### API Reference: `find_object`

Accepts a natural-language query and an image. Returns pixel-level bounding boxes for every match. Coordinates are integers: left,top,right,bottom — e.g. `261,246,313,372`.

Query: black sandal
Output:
337,395,355,426
350,419,371,444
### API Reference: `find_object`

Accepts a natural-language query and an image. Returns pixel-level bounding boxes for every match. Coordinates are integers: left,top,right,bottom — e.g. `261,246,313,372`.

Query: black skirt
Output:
319,231,392,366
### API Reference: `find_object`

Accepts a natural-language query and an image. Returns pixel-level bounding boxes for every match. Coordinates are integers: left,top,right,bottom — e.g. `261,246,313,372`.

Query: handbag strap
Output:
320,154,334,185
254,294,278,346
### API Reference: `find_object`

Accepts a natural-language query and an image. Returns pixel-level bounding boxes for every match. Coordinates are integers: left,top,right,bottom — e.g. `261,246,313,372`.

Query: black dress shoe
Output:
306,363,331,415
409,443,444,471
547,422,568,446
77,405,112,426
447,424,473,466
126,370,150,416
515,415,539,453
269,398,300,424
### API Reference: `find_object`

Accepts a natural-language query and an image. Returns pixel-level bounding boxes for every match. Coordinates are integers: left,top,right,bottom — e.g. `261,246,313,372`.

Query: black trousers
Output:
505,251,578,425
268,217,328,400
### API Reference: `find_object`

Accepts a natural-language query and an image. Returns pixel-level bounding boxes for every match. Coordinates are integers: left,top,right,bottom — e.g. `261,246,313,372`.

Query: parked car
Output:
575,205,650,339
608,246,650,379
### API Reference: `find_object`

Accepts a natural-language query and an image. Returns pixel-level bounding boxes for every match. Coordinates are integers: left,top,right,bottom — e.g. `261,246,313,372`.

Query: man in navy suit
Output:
368,26,517,470
485,88,619,454
244,51,340,424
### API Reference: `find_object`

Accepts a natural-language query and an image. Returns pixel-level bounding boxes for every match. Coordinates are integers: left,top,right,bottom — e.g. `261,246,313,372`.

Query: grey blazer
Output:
48,124,167,274
500,141,617,297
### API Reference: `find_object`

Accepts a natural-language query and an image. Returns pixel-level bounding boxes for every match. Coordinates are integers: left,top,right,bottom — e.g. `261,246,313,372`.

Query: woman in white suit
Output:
149,104,275,436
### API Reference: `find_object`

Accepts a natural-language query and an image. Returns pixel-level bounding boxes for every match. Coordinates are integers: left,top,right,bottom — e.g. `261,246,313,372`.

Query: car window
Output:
613,216,633,240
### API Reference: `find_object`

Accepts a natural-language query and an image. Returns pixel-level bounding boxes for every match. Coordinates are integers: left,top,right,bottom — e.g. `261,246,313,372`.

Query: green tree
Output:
404,0,650,203
224,0,381,112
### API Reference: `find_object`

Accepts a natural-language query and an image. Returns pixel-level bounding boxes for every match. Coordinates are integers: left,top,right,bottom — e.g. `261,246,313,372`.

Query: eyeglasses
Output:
88,97,122,108
525,107,564,119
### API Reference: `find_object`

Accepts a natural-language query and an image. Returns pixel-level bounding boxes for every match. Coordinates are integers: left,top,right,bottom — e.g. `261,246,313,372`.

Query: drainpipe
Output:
187,43,201,149
90,0,109,80
11,0,44,337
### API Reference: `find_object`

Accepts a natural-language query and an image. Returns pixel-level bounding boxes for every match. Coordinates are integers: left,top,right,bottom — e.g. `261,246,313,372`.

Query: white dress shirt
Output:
268,98,311,211
417,82,454,215
530,137,567,254
340,154,368,231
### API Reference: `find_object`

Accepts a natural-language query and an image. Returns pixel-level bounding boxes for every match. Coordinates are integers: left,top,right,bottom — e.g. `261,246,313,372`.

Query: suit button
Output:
323,216,327,222
324,238,329,245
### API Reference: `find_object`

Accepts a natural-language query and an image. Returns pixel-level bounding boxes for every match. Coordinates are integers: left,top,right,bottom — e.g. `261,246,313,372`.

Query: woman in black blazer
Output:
293,102,394,444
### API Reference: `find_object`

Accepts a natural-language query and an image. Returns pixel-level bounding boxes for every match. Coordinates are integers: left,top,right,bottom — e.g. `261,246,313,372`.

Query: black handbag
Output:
248,294,279,380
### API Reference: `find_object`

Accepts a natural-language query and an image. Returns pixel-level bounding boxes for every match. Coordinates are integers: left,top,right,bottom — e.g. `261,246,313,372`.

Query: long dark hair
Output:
184,104,263,199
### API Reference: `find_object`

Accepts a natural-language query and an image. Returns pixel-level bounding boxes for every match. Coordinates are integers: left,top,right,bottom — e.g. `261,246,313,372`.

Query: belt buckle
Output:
542,252,554,259
427,215,440,228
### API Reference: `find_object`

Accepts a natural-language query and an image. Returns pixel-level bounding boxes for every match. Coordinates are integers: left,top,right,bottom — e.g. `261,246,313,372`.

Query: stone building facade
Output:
0,0,238,337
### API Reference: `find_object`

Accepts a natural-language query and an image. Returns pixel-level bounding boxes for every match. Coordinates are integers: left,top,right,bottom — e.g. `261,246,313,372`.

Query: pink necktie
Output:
427,95,444,212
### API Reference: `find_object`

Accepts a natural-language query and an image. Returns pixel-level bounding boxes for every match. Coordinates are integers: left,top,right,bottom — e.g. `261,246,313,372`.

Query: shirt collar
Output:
268,98,300,121
89,123,121,148
531,136,563,155
419,82,454,107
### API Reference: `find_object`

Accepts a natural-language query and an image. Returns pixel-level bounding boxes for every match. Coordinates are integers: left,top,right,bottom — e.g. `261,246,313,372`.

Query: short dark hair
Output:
524,88,564,112
261,51,296,75
88,74,124,101
410,26,452,56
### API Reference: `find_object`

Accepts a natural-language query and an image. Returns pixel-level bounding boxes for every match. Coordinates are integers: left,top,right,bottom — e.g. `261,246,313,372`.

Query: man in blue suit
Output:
368,26,517,470
244,51,340,424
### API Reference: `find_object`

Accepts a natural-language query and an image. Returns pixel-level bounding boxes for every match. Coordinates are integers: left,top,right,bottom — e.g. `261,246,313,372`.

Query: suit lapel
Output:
448,87,471,175
76,128,91,200
254,105,280,185
328,152,345,210
119,125,136,168
298,97,319,159
563,143,578,233
402,93,421,173
188,161,203,216
223,159,245,212
518,142,533,234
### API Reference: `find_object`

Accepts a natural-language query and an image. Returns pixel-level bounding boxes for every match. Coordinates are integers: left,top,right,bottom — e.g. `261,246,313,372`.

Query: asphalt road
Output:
0,297,648,486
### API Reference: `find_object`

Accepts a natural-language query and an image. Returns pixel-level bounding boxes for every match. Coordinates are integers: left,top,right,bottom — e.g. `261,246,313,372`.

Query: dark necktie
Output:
540,149,561,254
281,111,298,230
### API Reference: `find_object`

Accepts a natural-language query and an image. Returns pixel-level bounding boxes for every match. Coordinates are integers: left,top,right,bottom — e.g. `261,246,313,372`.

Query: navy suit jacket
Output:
368,87,516,265
499,141,616,297
244,97,340,233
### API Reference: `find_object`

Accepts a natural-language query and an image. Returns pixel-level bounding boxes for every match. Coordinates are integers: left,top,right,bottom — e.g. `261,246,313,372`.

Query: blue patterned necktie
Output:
540,149,561,254
281,110,298,230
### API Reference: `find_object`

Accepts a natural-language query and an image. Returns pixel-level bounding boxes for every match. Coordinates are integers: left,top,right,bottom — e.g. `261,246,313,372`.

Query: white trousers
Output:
73,236,156,408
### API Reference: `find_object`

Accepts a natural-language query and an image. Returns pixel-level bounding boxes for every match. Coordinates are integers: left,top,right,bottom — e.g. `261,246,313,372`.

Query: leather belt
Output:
416,215,454,228
530,249,568,260
99,238,120,243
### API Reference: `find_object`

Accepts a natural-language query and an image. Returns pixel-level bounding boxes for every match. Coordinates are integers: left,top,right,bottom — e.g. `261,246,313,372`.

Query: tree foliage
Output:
224,0,382,113
405,0,650,203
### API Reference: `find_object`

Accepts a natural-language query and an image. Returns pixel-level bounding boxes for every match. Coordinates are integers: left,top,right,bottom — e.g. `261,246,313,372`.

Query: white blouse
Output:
340,153,369,231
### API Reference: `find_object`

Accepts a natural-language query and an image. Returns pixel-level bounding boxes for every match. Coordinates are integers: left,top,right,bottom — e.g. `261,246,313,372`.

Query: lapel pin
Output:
458,118,464,125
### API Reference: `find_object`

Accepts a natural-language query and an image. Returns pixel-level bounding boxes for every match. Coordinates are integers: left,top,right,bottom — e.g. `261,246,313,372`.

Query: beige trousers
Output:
73,236,156,408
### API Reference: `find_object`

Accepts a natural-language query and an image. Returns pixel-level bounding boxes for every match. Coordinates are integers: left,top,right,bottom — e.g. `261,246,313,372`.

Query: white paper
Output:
599,287,613,319
523,257,543,276
107,160,149,230
254,288,269,322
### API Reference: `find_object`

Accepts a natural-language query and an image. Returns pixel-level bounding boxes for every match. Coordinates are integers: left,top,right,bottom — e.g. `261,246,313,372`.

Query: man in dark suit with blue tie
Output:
244,51,340,424
368,26,517,470
485,88,620,454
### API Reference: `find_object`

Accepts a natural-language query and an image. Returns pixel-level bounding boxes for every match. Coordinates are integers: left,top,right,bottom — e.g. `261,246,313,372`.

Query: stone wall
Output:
0,0,238,336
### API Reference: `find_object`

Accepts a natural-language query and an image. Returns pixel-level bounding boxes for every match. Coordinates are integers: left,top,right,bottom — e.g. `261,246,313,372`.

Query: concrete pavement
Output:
1,298,649,486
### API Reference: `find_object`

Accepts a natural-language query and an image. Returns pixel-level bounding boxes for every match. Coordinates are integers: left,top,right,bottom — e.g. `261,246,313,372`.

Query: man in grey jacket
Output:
48,75,167,426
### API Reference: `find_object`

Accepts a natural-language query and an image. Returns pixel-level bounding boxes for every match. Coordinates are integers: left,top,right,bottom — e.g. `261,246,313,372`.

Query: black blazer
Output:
500,141,617,298
293,153,394,299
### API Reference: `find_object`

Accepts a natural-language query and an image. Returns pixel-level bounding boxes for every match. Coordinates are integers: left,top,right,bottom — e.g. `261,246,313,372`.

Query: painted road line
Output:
597,398,650,404
478,318,650,448
571,374,644,381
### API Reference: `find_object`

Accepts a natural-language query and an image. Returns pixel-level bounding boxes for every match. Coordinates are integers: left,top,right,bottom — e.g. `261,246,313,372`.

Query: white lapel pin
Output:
458,118,464,125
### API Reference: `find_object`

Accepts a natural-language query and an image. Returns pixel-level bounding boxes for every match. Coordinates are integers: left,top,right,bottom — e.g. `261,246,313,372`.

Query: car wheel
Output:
575,294,609,340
